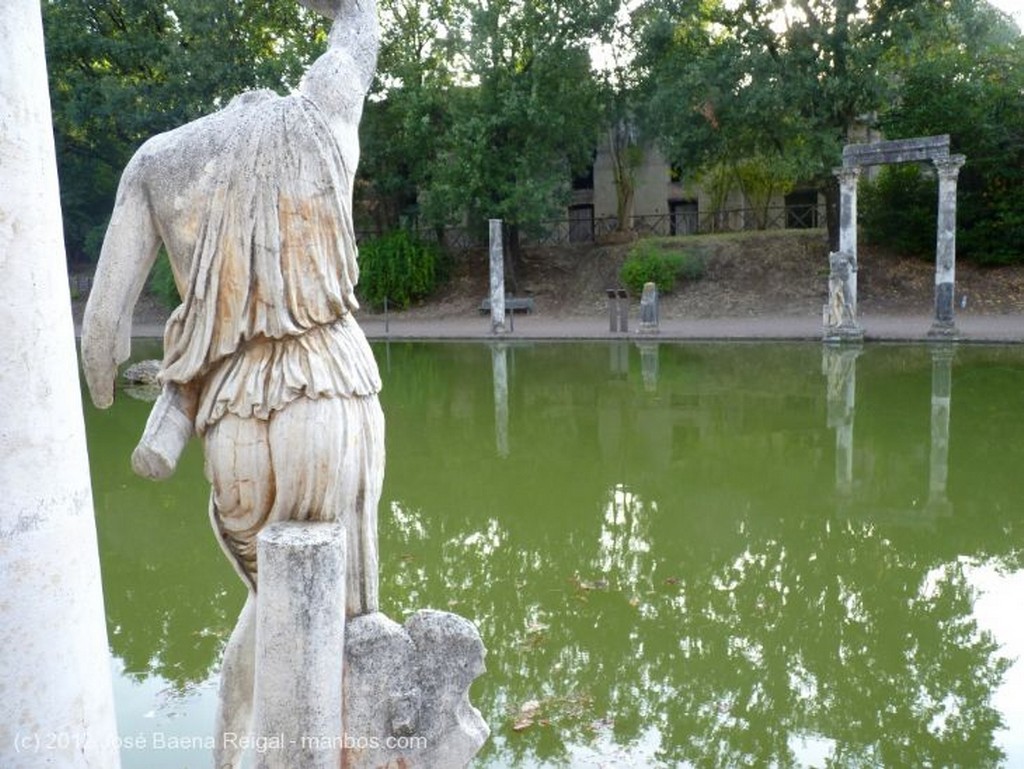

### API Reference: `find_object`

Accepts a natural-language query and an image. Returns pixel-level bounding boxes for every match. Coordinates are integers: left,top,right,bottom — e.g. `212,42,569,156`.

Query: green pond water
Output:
84,340,1024,768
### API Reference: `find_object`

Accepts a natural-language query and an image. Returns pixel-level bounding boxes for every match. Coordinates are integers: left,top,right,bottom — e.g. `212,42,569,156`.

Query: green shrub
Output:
357,230,448,310
860,165,937,258
620,239,706,295
147,250,181,308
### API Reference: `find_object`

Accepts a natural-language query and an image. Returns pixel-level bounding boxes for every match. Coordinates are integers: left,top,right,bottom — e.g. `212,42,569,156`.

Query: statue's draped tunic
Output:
159,93,384,614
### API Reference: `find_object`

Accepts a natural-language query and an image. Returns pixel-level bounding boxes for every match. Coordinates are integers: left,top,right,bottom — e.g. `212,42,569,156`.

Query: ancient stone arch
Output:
824,135,965,340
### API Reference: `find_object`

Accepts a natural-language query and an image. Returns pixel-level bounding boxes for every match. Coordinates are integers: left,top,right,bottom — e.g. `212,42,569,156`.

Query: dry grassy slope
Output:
75,228,1024,326
407,229,1024,320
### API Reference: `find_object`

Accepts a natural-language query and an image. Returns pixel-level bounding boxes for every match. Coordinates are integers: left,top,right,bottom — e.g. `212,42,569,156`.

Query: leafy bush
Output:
620,239,707,295
860,165,937,258
147,250,181,308
357,230,448,310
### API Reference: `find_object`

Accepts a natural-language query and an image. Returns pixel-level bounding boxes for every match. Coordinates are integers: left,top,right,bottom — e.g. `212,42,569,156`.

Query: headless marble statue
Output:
81,1,383,766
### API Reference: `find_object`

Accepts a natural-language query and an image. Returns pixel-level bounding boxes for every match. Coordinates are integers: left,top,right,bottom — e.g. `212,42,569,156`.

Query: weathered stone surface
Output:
823,251,862,340
638,281,659,334
343,610,489,769
842,135,950,167
0,2,121,766
254,523,347,769
489,219,506,334
122,358,161,384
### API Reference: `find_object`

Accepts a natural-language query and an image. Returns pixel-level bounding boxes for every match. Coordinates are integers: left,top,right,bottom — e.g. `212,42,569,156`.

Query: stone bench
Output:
479,296,535,314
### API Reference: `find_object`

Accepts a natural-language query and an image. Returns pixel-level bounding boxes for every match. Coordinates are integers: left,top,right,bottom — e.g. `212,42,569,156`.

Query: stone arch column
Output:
930,156,966,336
824,136,966,340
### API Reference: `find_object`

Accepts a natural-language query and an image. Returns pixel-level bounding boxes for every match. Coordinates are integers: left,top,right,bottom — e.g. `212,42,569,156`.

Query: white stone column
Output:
837,166,860,259
930,156,966,337
488,219,506,334
825,167,863,341
0,3,122,767
253,523,346,769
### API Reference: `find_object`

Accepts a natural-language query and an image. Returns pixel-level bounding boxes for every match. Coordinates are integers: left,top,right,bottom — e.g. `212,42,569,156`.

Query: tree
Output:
44,0,328,262
415,0,618,282
635,0,924,246
868,0,1024,263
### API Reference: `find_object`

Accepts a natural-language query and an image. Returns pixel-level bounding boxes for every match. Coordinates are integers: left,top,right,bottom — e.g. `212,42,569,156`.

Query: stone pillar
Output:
825,167,863,341
929,156,966,337
491,343,510,458
927,344,955,517
489,219,506,334
253,523,346,769
823,344,861,497
638,282,659,334
837,166,860,258
0,3,122,767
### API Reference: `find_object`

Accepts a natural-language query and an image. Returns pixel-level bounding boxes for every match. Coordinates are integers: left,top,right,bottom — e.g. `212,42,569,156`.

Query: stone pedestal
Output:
0,4,122,766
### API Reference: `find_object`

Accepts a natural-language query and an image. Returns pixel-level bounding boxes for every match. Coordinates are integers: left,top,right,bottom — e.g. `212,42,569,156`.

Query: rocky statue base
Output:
344,610,489,768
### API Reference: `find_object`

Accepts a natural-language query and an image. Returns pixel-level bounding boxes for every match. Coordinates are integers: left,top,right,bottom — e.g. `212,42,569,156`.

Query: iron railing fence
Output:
362,202,825,252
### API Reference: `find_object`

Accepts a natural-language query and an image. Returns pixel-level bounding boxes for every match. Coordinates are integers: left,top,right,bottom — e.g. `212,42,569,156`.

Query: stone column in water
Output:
0,2,121,766
489,219,506,334
929,156,966,337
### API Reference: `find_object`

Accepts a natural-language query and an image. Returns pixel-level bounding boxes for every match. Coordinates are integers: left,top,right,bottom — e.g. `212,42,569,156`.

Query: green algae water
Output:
84,341,1024,768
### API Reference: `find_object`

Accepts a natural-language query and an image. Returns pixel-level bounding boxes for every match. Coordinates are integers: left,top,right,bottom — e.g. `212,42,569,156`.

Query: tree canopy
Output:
44,0,1023,265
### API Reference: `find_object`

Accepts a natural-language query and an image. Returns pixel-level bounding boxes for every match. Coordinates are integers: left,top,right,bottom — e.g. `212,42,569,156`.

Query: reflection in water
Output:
492,343,510,458
823,344,860,496
929,344,954,516
85,342,1024,768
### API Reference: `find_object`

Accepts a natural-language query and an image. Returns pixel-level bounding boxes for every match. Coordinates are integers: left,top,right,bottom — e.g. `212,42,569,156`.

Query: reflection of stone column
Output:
929,156,966,338
823,344,862,496
489,219,506,335
492,343,509,458
0,4,122,766
636,341,659,392
825,167,863,341
927,344,955,516
609,341,629,379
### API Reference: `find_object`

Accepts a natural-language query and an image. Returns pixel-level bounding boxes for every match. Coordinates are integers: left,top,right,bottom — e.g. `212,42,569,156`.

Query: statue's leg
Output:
213,590,256,769
264,394,385,616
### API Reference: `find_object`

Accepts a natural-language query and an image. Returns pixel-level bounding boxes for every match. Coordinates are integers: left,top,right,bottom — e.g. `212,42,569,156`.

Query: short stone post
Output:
929,156,966,337
253,522,346,769
489,219,506,334
639,282,659,334
0,3,122,766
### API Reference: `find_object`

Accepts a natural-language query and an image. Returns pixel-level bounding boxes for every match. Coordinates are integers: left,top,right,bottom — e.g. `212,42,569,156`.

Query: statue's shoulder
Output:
128,90,284,171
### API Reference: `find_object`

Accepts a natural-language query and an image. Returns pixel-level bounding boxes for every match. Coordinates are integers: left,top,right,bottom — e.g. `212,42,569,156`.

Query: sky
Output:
990,0,1024,24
